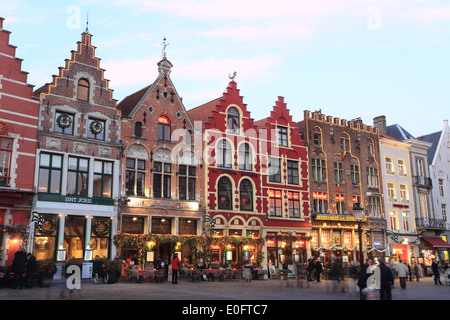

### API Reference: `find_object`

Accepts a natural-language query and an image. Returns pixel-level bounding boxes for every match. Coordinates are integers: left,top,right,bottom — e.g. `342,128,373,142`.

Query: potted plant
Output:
103,258,122,284
37,260,57,287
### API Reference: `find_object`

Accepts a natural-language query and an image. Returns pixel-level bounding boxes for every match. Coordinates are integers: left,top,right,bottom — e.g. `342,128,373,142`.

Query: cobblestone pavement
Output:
1,276,449,301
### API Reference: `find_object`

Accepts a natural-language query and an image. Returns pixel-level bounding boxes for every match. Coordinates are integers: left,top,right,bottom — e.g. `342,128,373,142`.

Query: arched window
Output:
217,139,232,168
238,143,252,171
77,78,90,101
239,179,253,211
135,122,142,138
218,177,232,210
227,107,240,134
157,115,171,141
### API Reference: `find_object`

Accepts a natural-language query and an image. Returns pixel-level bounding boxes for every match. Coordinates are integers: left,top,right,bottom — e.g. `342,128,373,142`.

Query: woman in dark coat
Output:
25,253,37,288
315,258,323,282
306,257,315,281
12,250,27,289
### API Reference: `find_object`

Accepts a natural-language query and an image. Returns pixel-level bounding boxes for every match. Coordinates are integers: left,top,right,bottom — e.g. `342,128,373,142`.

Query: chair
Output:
223,269,232,281
192,269,202,282
154,269,166,283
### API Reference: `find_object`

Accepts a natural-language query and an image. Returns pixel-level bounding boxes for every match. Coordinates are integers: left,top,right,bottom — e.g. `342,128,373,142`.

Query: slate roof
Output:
418,131,442,163
386,124,416,141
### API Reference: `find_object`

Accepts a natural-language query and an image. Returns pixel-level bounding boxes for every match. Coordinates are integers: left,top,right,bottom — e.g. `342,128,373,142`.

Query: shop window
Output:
126,158,146,196
218,176,232,210
179,165,196,200
66,157,89,196
77,78,90,101
63,216,86,260
38,153,62,194
239,179,253,211
269,189,282,217
152,217,172,234
268,157,281,183
123,216,144,234
93,160,113,198
87,118,106,141
153,161,171,199
33,214,58,261
90,217,111,259
238,143,252,171
54,111,75,135
179,218,197,235
157,115,171,141
0,137,13,187
227,107,240,134
321,230,330,247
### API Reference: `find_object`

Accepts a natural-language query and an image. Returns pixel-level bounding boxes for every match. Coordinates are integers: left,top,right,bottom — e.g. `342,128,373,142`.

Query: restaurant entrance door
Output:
156,242,172,266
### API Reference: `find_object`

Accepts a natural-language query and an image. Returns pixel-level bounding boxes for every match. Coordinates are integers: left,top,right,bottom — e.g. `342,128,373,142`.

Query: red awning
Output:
422,237,450,250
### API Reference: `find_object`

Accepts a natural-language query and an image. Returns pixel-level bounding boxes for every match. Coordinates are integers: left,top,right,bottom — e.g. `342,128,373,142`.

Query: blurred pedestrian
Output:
315,258,323,282
407,263,412,281
378,258,394,300
11,250,27,289
306,257,315,281
357,259,372,300
171,253,180,284
431,258,443,285
395,259,408,290
25,252,37,289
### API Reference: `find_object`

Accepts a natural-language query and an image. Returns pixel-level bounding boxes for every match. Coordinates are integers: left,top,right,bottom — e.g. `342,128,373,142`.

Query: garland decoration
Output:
56,113,72,129
93,218,111,238
89,120,103,135
32,213,57,235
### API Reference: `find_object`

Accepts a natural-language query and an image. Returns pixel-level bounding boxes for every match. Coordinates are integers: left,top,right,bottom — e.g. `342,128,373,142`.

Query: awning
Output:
422,237,450,250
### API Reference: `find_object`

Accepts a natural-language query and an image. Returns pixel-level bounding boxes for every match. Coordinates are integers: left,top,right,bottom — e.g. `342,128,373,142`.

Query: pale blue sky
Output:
1,0,449,137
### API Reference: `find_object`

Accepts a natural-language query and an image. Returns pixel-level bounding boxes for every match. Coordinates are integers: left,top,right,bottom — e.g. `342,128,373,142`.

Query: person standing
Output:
25,253,37,289
171,253,180,284
357,259,372,299
413,263,420,282
11,250,27,289
407,263,412,281
395,259,408,290
378,258,394,300
306,257,315,281
431,258,443,285
315,258,323,282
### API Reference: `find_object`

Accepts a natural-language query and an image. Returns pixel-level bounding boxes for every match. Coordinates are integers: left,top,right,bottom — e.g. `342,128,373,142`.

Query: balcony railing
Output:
412,176,432,188
415,217,446,230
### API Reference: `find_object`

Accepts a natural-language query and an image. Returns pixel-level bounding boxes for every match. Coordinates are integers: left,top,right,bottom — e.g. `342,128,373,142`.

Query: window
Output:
389,210,399,231
77,78,89,101
367,142,374,155
33,214,58,261
311,157,326,181
439,179,445,197
311,230,319,248
64,216,86,259
387,182,396,200
340,136,350,151
227,107,240,134
67,157,89,196
217,139,232,168
336,193,345,214
91,217,111,259
419,193,428,219
350,163,360,185
313,131,322,146
399,184,409,202
87,118,106,141
134,121,142,138
239,179,253,211
218,177,232,210
277,126,288,146
125,158,146,196
0,137,12,187
38,153,62,194
54,111,75,135
321,230,330,247
157,116,171,141
268,157,281,183
398,159,407,176
367,167,379,188
312,192,328,213
288,191,300,218
416,159,425,177
238,143,252,171
334,161,343,183
385,157,394,174
368,196,381,217
287,160,299,185
179,165,196,200
153,162,171,199
442,204,448,222
122,216,145,234
269,189,282,217
402,211,411,232
93,160,113,198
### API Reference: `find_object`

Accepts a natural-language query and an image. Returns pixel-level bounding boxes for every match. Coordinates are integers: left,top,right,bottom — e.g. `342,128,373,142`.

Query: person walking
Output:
378,258,394,300
395,259,408,290
171,253,180,284
407,263,412,282
11,250,27,289
357,259,373,300
431,258,443,285
413,263,420,282
25,253,37,289
306,257,315,281
315,258,323,282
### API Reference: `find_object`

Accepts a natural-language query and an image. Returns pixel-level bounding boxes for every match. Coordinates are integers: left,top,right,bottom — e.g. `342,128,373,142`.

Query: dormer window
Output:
227,107,240,134
77,78,90,101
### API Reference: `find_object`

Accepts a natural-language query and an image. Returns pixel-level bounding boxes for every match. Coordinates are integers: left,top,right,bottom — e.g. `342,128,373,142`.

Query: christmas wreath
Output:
56,113,72,129
93,219,111,238
89,120,103,135
35,215,57,235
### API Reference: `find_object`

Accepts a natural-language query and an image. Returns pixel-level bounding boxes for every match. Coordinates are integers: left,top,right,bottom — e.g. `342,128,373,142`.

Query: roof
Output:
417,131,442,163
186,98,220,124
386,124,416,141
379,133,400,142
117,84,153,117
253,117,270,129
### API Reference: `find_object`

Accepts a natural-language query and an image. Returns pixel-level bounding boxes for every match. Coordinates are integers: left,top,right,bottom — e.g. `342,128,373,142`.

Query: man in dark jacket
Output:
11,250,27,289
25,253,37,288
306,257,315,281
315,258,323,282
431,258,443,285
378,258,394,300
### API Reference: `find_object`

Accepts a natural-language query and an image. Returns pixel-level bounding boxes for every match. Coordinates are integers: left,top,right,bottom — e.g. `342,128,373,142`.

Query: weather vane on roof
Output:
161,37,169,59
229,71,237,80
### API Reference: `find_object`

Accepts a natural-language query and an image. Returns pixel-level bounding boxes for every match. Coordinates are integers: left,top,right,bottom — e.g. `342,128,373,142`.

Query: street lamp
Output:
353,202,365,300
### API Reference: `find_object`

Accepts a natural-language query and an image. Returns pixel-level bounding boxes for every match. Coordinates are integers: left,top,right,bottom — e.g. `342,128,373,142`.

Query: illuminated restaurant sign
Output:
314,214,367,222
127,198,200,210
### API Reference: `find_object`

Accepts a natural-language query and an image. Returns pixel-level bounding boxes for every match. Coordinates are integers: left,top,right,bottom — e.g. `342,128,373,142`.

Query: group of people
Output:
0,250,37,289
306,257,324,282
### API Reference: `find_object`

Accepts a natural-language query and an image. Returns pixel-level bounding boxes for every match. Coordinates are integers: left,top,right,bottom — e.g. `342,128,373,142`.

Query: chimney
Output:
373,115,386,134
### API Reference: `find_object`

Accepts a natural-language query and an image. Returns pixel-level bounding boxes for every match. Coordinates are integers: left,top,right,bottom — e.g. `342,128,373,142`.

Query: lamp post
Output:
353,202,365,300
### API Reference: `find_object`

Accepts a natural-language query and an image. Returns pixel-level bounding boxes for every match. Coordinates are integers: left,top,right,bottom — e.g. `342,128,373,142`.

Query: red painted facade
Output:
0,18,39,265
188,80,310,268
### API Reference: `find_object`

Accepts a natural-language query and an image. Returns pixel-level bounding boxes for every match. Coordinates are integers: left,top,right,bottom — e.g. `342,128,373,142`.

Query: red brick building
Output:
32,30,121,263
0,18,39,265
187,79,310,271
116,56,205,266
